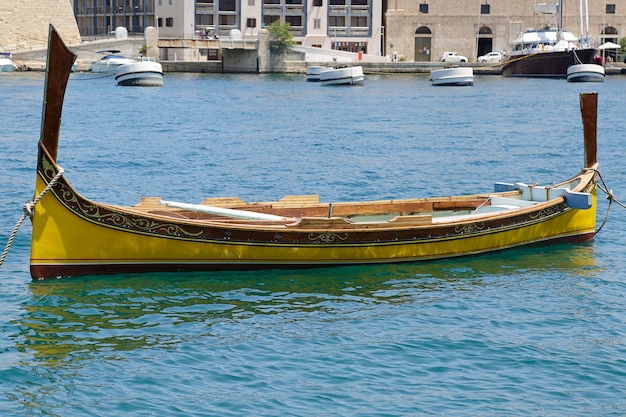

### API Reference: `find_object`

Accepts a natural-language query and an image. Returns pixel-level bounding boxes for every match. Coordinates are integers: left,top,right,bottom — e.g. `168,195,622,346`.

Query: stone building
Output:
0,0,81,51
73,0,156,37
72,0,384,57
164,0,384,57
385,0,626,62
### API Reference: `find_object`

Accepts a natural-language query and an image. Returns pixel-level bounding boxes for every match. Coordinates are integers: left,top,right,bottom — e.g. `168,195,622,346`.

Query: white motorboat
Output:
566,64,605,82
115,57,164,87
430,67,474,86
0,52,18,72
319,66,364,86
306,65,331,82
90,50,135,73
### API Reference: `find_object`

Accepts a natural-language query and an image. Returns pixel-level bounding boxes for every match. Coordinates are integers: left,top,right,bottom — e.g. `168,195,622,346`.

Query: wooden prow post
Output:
579,92,598,169
40,25,77,162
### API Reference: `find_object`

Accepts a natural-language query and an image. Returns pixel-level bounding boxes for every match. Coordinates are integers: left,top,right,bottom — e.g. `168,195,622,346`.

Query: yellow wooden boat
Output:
29,26,600,280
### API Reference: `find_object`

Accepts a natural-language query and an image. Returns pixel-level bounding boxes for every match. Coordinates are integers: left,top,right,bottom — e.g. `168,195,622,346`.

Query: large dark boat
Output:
502,44,597,78
501,2,597,78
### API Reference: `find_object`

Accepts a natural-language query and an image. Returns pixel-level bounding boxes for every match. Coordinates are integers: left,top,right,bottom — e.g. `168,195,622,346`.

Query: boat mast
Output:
557,0,563,41
577,0,590,47
578,0,584,45
584,0,590,46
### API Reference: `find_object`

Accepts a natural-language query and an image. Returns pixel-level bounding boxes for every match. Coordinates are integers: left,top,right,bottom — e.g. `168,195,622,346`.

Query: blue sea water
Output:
1,70,626,416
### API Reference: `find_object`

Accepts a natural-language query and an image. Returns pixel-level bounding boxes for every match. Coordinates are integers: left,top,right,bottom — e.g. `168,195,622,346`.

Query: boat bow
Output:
40,25,77,162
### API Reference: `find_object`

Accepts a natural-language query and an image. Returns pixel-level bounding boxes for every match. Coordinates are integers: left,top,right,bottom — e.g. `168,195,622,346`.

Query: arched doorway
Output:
414,26,432,62
476,26,493,59
601,26,619,62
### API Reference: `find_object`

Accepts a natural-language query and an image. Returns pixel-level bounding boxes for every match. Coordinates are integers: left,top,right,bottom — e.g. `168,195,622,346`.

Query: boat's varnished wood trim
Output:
580,92,598,168
40,25,77,162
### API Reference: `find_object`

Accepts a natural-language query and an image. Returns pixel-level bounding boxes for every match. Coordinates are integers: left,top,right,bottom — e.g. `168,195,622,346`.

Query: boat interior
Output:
119,172,591,228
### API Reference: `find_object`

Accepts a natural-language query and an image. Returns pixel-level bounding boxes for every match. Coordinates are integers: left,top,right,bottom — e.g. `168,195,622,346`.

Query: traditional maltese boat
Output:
30,26,600,280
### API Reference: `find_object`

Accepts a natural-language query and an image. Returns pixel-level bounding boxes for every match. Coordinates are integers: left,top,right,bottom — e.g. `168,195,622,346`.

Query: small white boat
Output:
430,67,474,86
115,57,164,87
0,52,18,72
90,50,135,73
306,65,331,82
567,64,605,82
319,66,364,86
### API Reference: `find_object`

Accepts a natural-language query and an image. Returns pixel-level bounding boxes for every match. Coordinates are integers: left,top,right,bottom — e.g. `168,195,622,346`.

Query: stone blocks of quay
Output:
0,1,81,52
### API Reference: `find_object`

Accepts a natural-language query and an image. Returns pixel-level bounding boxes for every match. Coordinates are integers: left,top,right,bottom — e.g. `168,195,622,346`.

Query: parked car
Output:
439,52,468,63
477,52,502,63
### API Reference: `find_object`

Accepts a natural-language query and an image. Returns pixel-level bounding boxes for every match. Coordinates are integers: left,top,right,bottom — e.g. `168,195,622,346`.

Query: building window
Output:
314,0,323,5
220,0,236,11
606,4,616,13
263,16,280,26
285,15,302,27
247,18,257,27
219,14,238,25
166,17,173,27
481,4,490,14
351,0,367,5
157,17,163,27
249,0,255,5
209,49,219,60
419,3,428,14
314,18,321,29
329,16,345,26
330,0,345,5
351,16,368,28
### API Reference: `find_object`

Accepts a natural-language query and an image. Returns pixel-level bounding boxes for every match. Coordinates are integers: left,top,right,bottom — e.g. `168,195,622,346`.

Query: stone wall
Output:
0,0,81,52
386,0,626,62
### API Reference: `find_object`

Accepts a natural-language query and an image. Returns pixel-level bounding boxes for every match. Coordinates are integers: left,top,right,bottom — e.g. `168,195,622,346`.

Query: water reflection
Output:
17,243,597,362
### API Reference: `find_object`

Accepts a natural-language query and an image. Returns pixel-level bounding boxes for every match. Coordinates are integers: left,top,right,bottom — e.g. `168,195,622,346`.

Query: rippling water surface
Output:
1,70,626,416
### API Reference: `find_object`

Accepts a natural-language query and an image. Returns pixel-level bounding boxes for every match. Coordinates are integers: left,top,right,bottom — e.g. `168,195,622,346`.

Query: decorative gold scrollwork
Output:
455,222,486,234
308,232,349,243
530,203,565,219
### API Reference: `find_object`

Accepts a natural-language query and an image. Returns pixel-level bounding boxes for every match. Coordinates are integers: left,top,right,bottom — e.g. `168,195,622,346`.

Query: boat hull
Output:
502,48,597,78
30,146,597,279
320,66,364,85
567,64,605,82
306,65,330,82
115,61,164,87
430,67,474,86
0,60,17,72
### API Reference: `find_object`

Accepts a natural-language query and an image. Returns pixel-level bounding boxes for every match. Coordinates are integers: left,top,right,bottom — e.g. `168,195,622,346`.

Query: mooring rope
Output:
0,167,623,268
0,168,64,268
589,168,625,235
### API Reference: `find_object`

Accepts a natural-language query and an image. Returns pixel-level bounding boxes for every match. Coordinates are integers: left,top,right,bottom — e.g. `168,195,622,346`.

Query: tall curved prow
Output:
40,25,77,162
579,92,598,169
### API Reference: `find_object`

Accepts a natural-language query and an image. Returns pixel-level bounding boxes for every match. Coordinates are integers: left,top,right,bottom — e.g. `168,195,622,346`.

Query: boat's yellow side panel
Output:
30,175,597,269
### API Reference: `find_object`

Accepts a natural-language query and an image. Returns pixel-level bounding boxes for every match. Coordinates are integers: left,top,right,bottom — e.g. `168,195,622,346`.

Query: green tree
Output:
267,20,295,53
